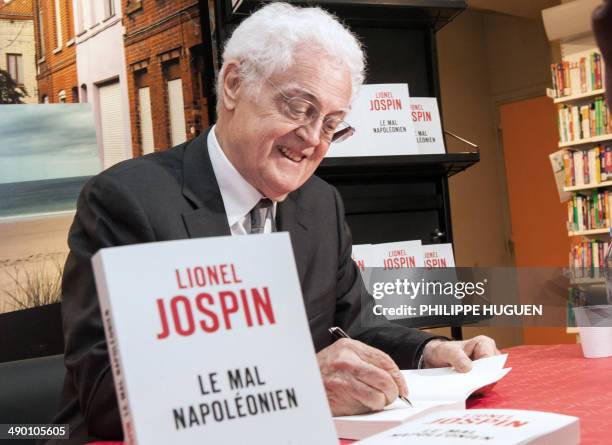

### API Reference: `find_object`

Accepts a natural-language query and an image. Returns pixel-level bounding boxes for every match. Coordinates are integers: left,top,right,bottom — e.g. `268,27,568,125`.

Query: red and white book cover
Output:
326,84,418,157
352,244,373,272
92,233,338,445
356,409,579,445
371,240,425,269
423,243,455,269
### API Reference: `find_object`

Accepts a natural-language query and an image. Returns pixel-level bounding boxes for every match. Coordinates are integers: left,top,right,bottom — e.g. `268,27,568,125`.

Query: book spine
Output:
563,151,571,186
600,146,607,181
583,151,589,185
92,255,138,445
591,53,596,92
563,61,572,96
597,190,603,227
595,146,602,183
591,103,596,138
603,190,610,227
580,57,587,93
579,106,587,140
596,98,602,136
595,53,602,90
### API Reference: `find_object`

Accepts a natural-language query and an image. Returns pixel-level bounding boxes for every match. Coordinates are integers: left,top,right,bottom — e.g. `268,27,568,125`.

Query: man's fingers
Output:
349,377,388,412
443,344,473,372
465,336,500,360
351,341,408,397
352,361,400,405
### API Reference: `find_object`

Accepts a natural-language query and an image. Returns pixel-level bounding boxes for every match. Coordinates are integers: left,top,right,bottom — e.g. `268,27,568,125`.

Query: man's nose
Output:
295,118,324,146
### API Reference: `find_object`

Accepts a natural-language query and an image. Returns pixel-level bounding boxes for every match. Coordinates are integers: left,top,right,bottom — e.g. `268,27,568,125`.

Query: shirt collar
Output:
207,125,264,227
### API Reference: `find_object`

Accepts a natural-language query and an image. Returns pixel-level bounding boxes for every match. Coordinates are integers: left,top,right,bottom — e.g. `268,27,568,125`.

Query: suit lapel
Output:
180,130,232,238
277,191,310,283
179,128,311,280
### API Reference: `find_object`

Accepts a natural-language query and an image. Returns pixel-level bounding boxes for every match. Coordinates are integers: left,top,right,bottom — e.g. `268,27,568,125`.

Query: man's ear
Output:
221,61,242,111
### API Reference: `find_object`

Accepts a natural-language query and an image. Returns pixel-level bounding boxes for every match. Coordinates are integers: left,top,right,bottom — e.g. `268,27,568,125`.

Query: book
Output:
326,83,418,157
550,50,604,98
355,409,579,445
334,355,511,440
92,233,338,445
409,97,446,154
423,243,455,269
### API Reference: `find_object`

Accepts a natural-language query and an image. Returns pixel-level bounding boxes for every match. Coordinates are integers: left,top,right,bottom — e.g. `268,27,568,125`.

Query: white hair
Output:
216,2,365,111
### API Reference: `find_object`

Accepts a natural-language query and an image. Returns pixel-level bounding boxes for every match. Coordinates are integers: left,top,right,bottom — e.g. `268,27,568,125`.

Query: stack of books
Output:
567,190,612,232
563,145,612,186
550,51,604,98
569,239,610,275
558,98,611,143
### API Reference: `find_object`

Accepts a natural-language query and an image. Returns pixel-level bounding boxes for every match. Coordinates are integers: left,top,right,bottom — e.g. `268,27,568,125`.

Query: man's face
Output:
221,52,352,201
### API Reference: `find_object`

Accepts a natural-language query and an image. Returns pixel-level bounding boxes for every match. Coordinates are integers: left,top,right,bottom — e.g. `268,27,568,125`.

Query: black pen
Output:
328,326,413,408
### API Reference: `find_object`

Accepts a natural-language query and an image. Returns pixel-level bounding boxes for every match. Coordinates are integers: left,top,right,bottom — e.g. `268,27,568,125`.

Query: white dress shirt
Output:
207,126,276,235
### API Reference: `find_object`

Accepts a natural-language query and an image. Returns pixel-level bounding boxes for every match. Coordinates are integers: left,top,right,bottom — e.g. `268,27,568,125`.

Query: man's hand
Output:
422,335,500,372
317,338,408,416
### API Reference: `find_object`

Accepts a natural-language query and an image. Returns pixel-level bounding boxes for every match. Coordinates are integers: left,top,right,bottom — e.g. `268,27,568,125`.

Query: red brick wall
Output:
33,0,77,103
123,0,209,156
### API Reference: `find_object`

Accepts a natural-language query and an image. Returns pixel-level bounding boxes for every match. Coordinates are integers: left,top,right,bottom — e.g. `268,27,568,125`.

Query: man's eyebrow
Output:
282,85,350,115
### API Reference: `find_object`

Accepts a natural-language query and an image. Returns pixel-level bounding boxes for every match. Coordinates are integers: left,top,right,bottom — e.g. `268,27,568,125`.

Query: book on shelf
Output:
570,239,610,276
334,355,511,440
567,189,612,232
563,145,612,187
550,49,605,98
355,409,579,445
557,98,611,144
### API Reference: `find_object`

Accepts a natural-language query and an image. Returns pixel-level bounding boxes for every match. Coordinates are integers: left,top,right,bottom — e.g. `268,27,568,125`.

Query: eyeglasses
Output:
265,77,355,144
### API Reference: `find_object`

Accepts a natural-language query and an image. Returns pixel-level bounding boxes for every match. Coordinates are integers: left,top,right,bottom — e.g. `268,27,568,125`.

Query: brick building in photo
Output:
0,0,38,104
33,0,77,103
123,0,210,157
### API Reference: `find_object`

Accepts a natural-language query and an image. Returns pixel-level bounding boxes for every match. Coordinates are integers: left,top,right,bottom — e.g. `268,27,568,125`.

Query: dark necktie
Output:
249,198,273,234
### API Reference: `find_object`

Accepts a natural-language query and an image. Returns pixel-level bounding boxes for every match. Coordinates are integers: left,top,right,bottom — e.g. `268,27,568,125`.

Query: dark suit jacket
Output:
47,130,437,444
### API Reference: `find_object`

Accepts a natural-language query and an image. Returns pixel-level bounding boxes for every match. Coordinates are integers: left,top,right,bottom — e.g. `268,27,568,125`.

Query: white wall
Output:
434,10,554,347
73,0,131,164
437,10,552,268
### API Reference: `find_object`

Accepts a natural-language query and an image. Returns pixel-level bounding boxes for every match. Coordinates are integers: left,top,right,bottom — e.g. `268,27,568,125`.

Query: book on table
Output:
355,408,579,445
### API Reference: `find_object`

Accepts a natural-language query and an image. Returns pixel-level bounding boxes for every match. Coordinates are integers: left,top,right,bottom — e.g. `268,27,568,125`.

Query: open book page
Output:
334,355,511,440
402,354,510,402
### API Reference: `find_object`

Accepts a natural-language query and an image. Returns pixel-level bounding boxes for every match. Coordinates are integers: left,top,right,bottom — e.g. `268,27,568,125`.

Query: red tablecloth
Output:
465,344,612,445
89,344,612,445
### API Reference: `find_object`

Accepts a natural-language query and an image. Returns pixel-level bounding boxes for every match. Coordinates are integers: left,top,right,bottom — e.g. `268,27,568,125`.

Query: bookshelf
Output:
559,133,612,148
564,180,612,192
546,35,610,336
568,228,610,236
554,88,606,104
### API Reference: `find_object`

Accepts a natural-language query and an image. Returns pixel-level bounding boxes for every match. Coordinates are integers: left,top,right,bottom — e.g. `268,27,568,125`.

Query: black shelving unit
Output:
318,152,480,180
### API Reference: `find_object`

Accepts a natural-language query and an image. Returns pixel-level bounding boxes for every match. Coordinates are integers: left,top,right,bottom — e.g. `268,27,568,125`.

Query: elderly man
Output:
49,3,498,443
